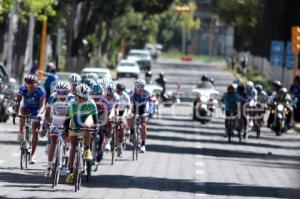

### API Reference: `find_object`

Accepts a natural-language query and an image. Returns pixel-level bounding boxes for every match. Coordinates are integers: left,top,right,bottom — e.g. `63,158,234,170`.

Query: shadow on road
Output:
146,144,300,162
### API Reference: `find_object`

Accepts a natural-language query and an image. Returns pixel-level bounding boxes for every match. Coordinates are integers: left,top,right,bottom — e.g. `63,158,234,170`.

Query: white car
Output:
127,49,151,70
116,60,140,79
81,67,112,80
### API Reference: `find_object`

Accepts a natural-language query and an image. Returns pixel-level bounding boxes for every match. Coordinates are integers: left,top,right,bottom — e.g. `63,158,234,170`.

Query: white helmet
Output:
85,73,98,81
75,83,90,98
68,73,81,85
135,79,146,88
246,81,254,88
54,81,71,93
106,83,115,95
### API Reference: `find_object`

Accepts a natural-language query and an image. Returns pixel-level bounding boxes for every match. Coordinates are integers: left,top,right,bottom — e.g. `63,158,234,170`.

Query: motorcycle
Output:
271,101,288,136
161,90,180,107
245,100,265,139
0,78,18,122
194,95,218,124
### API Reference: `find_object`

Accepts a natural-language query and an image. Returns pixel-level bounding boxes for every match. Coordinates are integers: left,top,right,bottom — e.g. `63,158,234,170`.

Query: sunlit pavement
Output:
0,59,299,198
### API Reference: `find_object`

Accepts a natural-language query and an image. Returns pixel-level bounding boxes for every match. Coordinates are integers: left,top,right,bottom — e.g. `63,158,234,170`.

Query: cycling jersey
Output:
17,84,46,115
117,92,131,113
222,92,240,111
67,98,98,128
47,93,75,129
131,90,151,115
245,88,257,102
107,93,120,113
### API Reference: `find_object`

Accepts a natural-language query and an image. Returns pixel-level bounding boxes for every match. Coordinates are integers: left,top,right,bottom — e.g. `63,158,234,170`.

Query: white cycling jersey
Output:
47,93,75,128
117,92,131,112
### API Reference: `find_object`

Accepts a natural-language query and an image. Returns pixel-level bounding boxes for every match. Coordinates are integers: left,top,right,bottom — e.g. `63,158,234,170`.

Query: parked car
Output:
127,49,151,71
116,60,140,79
81,67,112,80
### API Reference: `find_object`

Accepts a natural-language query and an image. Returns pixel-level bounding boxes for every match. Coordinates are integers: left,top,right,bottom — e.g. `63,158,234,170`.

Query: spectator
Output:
290,76,300,122
43,62,58,101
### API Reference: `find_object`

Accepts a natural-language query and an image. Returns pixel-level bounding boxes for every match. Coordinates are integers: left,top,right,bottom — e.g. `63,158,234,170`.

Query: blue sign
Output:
286,42,293,55
270,54,284,67
271,40,285,55
286,55,294,69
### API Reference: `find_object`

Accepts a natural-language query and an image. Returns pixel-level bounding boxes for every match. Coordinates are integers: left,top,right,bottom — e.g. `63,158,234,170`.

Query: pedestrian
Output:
290,76,300,122
240,56,247,76
42,62,58,102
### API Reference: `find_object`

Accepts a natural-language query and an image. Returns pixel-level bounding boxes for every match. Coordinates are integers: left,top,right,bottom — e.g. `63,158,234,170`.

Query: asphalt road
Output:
0,59,299,199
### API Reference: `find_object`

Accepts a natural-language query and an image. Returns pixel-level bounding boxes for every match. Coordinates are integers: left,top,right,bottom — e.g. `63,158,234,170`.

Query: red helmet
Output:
24,74,38,84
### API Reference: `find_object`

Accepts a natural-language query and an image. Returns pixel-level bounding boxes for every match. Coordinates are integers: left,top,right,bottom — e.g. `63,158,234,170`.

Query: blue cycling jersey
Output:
222,92,240,111
18,85,45,114
131,90,152,115
44,72,58,88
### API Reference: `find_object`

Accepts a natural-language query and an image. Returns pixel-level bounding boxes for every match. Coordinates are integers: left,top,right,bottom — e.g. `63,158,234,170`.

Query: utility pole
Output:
175,5,191,55
38,13,48,79
291,26,300,78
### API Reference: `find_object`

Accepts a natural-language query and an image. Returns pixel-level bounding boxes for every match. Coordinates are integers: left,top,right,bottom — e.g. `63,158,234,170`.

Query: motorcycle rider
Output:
155,72,166,100
267,80,282,127
275,87,293,129
145,70,152,84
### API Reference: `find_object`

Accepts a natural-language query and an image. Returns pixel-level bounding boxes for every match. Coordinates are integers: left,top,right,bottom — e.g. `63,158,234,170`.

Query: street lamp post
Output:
175,5,191,55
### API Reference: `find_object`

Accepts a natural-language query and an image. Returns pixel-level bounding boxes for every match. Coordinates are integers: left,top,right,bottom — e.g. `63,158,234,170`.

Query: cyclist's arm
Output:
14,94,22,115
38,97,46,115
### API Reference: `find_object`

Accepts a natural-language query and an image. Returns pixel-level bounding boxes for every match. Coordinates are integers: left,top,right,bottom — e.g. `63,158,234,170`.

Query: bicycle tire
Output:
51,160,58,188
20,148,26,170
111,130,115,165
132,132,136,161
86,160,92,182
135,133,139,161
74,150,81,192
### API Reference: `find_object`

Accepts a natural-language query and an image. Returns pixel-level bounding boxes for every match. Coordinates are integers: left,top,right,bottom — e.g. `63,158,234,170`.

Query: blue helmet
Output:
91,84,104,95
255,84,263,93
82,78,96,89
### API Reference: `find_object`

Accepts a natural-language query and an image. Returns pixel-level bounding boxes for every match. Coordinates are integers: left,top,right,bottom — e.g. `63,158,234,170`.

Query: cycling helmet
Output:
85,73,98,81
24,74,38,84
75,84,90,98
91,84,104,95
255,84,263,93
54,81,71,94
272,80,282,87
106,83,115,95
246,81,254,88
68,73,81,85
82,78,97,89
116,83,126,92
135,79,146,88
159,72,165,78
280,87,288,94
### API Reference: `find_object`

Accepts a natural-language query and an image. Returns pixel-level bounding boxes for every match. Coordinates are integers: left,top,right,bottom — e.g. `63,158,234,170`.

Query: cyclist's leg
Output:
48,128,58,165
19,107,29,136
67,120,77,174
140,117,148,145
31,118,40,157
83,115,93,160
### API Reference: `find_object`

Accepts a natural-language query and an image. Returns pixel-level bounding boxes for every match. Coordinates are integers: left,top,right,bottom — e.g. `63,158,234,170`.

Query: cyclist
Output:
42,82,75,178
128,79,152,153
91,83,109,162
13,74,46,164
43,63,58,102
221,84,240,137
64,84,98,184
68,73,81,94
115,83,131,157
267,80,282,127
103,83,120,151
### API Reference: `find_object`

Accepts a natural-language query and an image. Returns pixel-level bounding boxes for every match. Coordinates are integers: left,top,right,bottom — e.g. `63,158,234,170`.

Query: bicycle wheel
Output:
111,130,115,165
132,132,136,161
20,148,26,170
74,150,81,192
135,132,139,161
86,160,92,182
52,146,61,188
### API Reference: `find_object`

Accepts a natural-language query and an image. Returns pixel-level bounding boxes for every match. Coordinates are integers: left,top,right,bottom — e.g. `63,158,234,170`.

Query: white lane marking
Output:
195,145,202,149
195,193,209,197
195,155,203,158
12,153,19,157
195,170,204,175
0,160,4,165
195,162,204,167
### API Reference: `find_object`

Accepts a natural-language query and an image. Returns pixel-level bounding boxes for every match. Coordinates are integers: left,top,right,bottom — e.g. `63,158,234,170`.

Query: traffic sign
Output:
286,42,293,55
286,55,294,69
270,54,284,67
271,40,285,55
